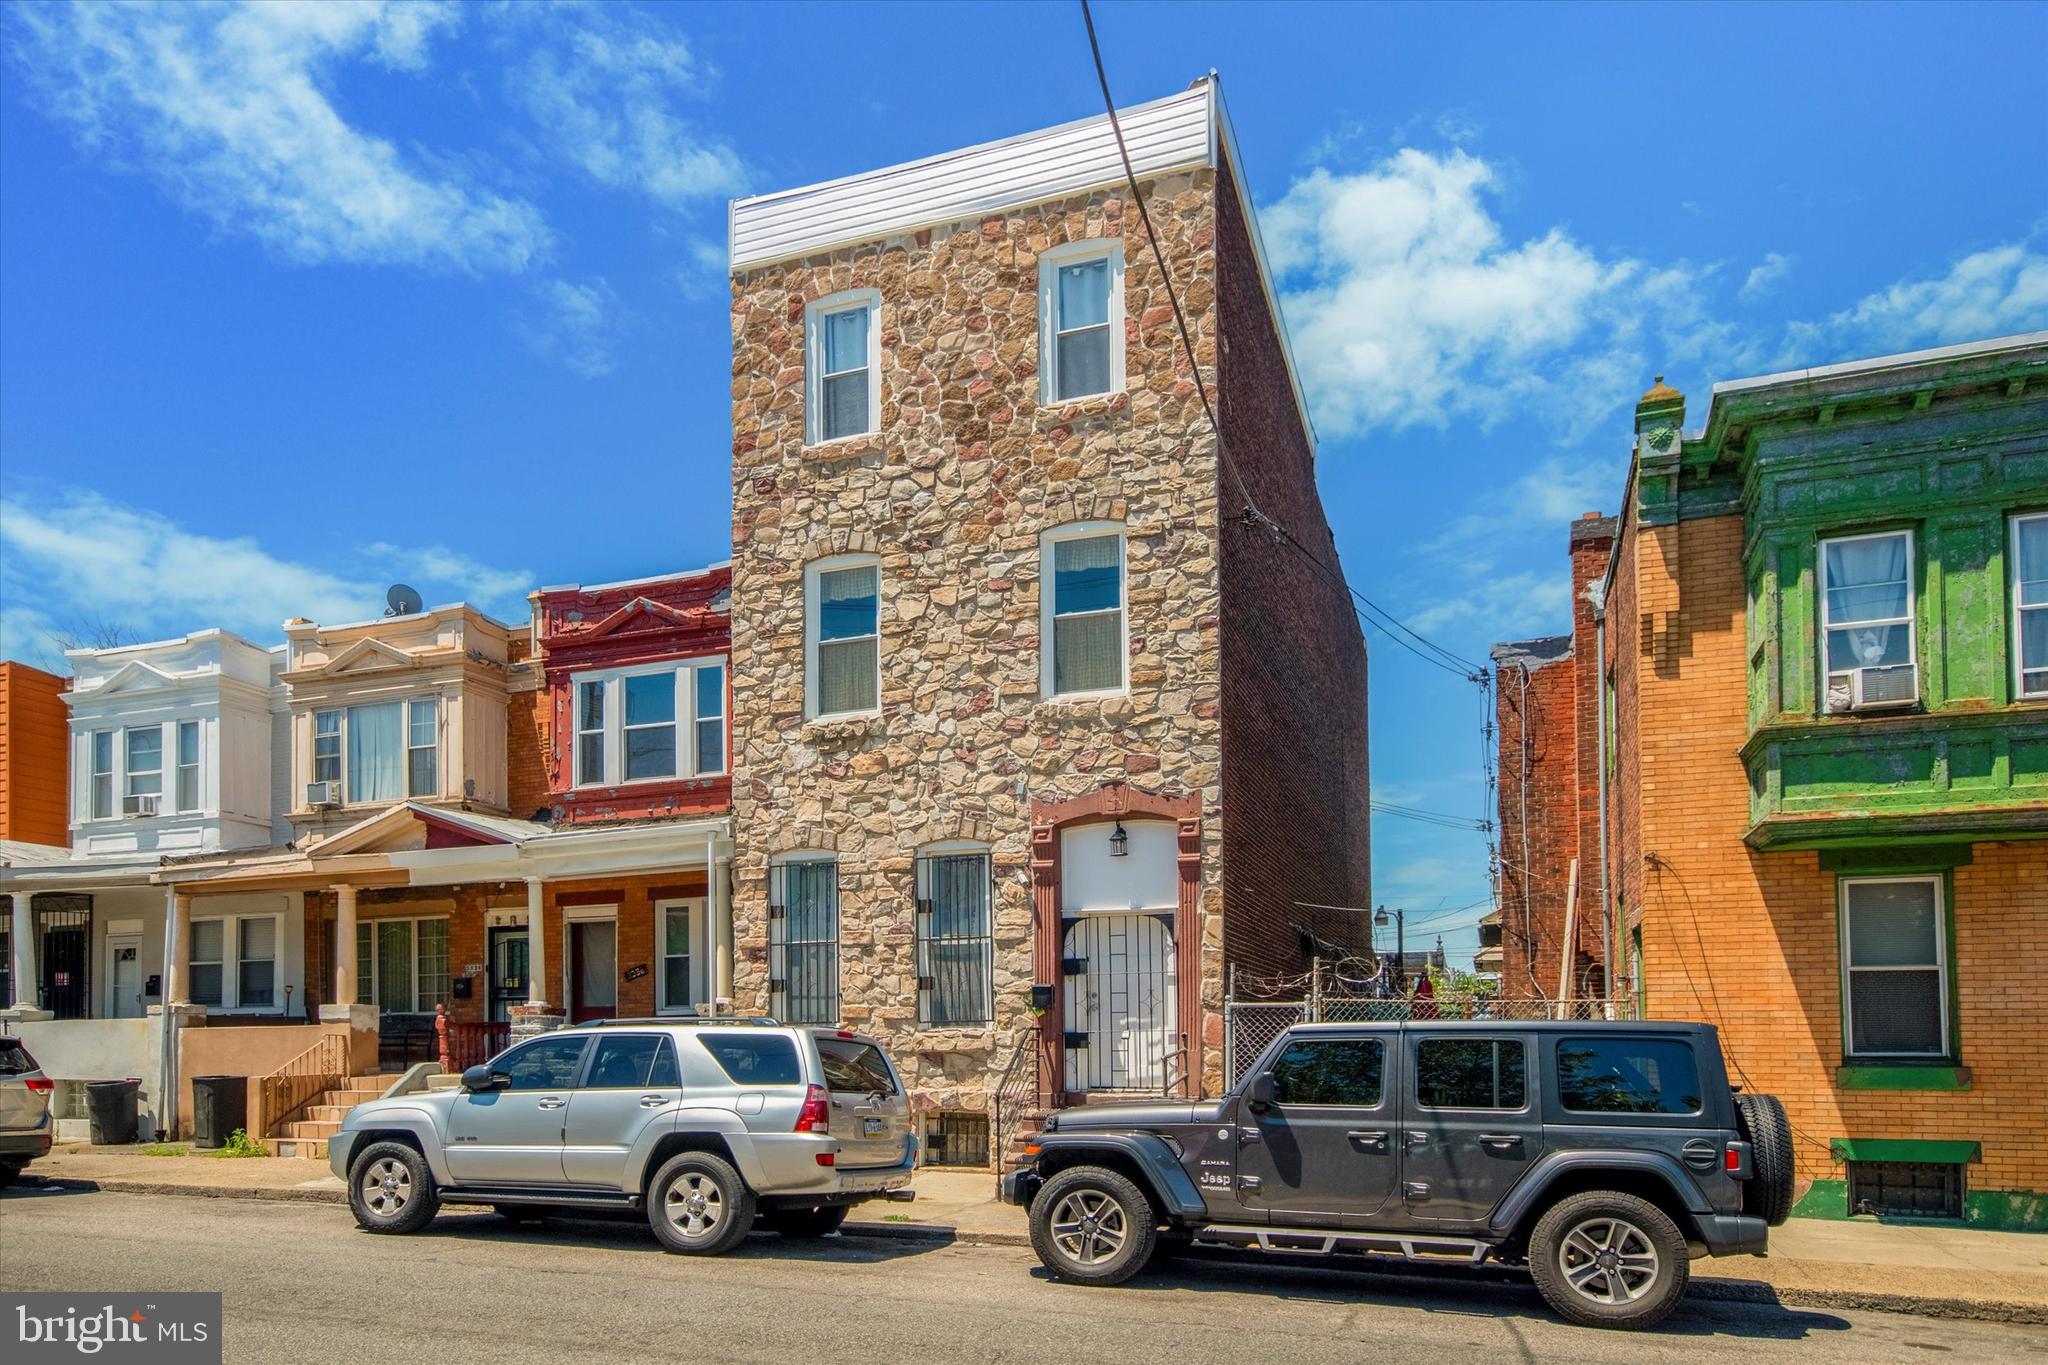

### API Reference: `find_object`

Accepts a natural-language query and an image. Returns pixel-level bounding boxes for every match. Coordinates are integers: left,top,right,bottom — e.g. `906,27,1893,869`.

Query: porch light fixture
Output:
1109,821,1129,857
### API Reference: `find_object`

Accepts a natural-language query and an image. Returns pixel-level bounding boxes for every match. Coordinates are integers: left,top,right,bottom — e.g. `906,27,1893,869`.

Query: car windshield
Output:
817,1037,897,1095
0,1038,35,1077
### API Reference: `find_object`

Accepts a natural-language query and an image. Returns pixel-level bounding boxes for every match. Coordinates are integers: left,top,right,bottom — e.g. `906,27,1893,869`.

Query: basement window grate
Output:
924,1111,991,1169
1848,1160,1963,1220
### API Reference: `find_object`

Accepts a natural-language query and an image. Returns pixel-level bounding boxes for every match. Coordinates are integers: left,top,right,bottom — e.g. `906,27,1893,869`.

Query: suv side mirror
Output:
462,1064,507,1092
1245,1073,1275,1114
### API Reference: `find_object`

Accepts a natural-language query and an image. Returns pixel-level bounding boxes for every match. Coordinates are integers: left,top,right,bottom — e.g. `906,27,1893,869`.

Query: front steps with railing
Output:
270,1076,390,1160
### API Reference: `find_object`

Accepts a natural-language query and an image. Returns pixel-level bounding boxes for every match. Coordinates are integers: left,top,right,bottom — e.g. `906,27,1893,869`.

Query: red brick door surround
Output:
1030,782,1203,1101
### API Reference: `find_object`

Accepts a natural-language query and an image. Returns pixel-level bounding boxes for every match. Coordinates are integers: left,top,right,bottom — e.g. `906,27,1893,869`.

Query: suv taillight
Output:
793,1083,830,1134
24,1077,54,1093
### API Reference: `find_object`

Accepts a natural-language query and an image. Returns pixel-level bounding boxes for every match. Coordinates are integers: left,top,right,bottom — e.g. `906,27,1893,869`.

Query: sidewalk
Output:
19,1145,2046,1324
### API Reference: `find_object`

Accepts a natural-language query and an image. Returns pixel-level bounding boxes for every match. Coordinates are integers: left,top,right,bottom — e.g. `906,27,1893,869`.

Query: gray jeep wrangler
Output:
1001,1020,1793,1330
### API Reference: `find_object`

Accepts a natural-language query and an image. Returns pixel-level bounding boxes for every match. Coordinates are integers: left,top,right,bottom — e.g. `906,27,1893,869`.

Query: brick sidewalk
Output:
18,1147,2046,1324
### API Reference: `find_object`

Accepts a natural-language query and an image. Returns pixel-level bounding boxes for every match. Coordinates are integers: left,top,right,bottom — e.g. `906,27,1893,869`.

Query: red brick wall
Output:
1214,148,1372,985
1567,517,1616,992
0,661,70,847
506,635,551,821
1493,642,1578,995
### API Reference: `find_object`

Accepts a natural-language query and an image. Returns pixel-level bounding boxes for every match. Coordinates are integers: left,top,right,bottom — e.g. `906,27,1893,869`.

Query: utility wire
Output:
1078,0,1487,687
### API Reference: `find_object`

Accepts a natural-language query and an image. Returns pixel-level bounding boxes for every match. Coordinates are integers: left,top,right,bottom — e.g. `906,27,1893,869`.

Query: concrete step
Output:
306,1105,352,1123
287,1119,342,1139
275,1137,327,1161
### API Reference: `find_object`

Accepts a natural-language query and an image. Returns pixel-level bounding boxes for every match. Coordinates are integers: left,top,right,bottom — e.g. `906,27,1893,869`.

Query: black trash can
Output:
86,1079,140,1146
191,1075,248,1150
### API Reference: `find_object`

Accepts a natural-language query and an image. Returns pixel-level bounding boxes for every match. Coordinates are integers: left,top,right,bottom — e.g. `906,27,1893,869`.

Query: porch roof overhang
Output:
1,841,158,895
149,802,732,894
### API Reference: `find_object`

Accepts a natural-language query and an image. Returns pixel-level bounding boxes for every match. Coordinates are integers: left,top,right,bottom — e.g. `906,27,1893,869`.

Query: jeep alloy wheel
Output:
1527,1190,1689,1329
1049,1188,1128,1266
1027,1166,1158,1286
1556,1215,1659,1305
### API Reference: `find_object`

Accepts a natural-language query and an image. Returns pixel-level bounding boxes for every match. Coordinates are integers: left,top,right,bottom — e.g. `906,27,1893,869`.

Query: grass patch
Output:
205,1129,269,1159
882,1214,915,1222
137,1144,188,1157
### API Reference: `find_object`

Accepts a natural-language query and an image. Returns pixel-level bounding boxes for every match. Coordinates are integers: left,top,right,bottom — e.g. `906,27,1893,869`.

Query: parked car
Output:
330,1018,917,1254
0,1035,56,1188
1001,1020,1794,1330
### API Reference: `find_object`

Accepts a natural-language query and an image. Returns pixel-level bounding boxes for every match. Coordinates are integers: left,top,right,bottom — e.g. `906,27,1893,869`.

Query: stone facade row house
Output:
1493,332,2048,1229
2,78,1373,1167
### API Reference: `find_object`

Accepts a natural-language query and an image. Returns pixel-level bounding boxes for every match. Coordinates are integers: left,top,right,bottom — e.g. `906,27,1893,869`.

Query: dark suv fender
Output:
1021,1133,1209,1221
1488,1149,1713,1238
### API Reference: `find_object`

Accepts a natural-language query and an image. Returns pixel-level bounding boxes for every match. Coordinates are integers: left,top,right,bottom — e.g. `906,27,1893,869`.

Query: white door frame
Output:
561,903,618,1019
653,898,709,1015
105,931,145,1019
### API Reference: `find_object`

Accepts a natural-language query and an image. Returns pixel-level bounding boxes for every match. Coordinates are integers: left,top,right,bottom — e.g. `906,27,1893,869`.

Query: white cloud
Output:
671,236,730,301
519,277,623,378
1263,149,1724,437
8,0,548,273
1785,240,2048,359
1407,570,1574,640
1739,251,1793,303
0,489,534,659
501,4,744,208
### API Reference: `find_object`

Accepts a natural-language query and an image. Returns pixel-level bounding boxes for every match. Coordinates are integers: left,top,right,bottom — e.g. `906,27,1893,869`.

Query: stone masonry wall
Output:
728,171,1225,1118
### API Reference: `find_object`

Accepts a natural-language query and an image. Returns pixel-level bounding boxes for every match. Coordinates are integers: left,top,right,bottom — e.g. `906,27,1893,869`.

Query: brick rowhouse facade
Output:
725,80,1369,1134
1505,337,2048,1230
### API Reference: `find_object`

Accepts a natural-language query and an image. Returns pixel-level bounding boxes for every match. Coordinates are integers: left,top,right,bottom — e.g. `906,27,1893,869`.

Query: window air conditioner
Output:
1825,663,1918,714
305,780,342,808
121,793,160,818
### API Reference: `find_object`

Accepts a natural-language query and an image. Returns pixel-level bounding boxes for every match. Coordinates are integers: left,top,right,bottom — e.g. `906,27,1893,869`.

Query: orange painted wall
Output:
0,661,71,847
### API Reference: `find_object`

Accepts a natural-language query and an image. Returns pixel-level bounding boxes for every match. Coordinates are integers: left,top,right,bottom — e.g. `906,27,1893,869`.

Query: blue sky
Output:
3,1,2043,965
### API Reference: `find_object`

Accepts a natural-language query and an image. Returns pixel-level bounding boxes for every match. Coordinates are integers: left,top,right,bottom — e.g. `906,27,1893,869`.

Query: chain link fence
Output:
1224,996,1619,1085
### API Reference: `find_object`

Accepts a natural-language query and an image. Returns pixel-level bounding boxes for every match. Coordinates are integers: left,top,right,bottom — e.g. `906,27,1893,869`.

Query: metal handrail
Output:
256,1031,349,1138
990,1031,1048,1193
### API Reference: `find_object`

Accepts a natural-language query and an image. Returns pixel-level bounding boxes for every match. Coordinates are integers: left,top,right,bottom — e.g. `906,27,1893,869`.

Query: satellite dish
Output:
385,584,423,617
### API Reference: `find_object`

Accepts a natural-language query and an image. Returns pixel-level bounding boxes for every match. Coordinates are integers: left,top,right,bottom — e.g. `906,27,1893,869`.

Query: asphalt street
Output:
2,1187,2041,1364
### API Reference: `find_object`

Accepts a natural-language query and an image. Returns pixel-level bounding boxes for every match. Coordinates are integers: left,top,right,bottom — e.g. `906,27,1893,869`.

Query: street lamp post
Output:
1374,905,1405,997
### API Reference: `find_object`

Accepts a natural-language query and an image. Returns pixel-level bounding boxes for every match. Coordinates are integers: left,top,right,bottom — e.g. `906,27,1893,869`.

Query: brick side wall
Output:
1624,510,2048,1205
1493,649,1577,996
1567,518,1615,992
0,662,71,847
506,636,550,821
1214,150,1372,990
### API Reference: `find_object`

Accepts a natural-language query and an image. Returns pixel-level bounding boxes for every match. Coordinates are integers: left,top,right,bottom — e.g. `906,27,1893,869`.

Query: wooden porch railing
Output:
257,1032,349,1138
434,1005,510,1073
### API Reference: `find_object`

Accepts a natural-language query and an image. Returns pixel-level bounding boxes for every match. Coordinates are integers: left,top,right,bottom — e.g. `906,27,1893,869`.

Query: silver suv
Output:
0,1036,55,1188
330,1018,916,1255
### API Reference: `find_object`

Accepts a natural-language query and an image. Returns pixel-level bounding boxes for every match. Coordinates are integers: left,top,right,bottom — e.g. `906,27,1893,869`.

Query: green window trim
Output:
1828,1137,1981,1165
1836,1065,1972,1091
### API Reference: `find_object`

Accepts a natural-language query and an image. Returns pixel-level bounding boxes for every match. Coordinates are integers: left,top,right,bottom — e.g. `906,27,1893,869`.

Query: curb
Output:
24,1178,2041,1325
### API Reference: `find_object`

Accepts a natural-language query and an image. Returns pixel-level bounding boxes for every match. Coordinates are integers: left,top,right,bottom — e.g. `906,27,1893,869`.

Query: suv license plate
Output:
862,1117,885,1138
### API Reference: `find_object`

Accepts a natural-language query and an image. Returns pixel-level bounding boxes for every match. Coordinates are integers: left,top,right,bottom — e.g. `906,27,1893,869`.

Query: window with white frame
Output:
90,730,114,819
806,291,880,444
2014,512,2048,699
1040,241,1124,402
1841,876,1949,1059
188,913,282,1012
806,558,880,718
356,917,450,1014
1041,524,1126,697
570,661,725,786
1820,530,1917,712
175,720,201,812
313,700,439,805
124,726,162,802
916,847,993,1027
770,858,839,1025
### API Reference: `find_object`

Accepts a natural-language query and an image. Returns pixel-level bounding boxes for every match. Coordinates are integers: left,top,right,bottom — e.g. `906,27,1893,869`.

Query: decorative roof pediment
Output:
311,801,526,858
584,597,697,640
310,637,418,677
87,659,184,696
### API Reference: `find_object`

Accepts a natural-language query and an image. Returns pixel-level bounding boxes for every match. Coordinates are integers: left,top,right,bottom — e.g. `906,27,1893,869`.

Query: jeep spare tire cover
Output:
1733,1092,1796,1227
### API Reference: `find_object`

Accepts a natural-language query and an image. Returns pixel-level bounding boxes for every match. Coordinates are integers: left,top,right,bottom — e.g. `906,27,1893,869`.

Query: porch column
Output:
523,877,548,1008
165,891,193,1005
712,853,733,1005
7,894,38,1011
332,884,357,1005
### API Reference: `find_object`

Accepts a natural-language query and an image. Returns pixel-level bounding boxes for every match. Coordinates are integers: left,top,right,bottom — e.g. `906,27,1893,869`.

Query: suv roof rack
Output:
564,1015,783,1028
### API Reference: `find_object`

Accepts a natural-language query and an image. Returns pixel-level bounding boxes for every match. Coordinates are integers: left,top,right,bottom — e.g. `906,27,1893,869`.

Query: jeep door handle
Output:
1405,1131,1429,1148
1346,1130,1389,1152
536,1097,565,1110
1478,1133,1524,1150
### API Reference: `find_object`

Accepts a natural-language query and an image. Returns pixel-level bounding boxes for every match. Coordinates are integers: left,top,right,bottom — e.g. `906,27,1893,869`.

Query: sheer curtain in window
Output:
1825,536,1911,669
238,918,276,1007
347,703,404,803
816,566,878,714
